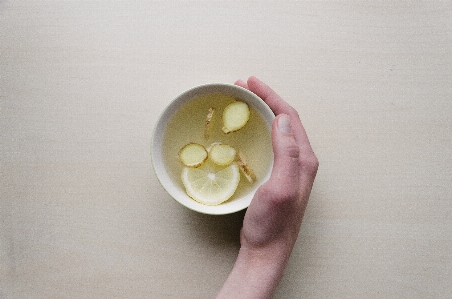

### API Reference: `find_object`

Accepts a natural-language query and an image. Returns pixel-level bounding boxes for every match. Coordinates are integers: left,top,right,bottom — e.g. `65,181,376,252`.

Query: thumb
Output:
268,114,300,193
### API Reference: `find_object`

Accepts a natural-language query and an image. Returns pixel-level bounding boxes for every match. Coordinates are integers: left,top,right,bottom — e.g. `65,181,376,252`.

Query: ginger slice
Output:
204,107,215,139
222,101,250,133
206,142,222,152
236,149,256,183
178,143,208,167
209,144,237,166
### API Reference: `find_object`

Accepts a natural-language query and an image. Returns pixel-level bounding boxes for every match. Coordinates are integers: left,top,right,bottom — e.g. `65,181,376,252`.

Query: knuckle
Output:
286,144,300,159
300,153,319,175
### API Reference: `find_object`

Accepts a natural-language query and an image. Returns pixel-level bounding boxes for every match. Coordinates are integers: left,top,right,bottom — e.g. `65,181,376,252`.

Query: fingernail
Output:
278,115,292,134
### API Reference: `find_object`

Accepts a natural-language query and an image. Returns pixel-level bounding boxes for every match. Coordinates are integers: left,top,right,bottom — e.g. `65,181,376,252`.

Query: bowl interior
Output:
152,83,274,215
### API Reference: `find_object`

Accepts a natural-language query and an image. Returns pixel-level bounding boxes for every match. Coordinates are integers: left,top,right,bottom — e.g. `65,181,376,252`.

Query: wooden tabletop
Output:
1,2,451,298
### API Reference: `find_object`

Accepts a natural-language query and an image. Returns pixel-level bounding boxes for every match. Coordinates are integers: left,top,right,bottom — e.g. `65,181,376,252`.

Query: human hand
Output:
216,77,318,299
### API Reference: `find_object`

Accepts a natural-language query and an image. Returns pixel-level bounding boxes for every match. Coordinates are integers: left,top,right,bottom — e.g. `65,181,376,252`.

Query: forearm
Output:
215,246,289,299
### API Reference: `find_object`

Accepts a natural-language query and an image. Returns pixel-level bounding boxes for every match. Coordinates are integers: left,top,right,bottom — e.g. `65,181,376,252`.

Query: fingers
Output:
246,77,315,160
234,79,248,89
247,76,296,117
235,76,319,181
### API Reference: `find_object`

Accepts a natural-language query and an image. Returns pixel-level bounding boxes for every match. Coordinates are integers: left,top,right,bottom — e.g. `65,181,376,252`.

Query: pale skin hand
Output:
215,77,319,299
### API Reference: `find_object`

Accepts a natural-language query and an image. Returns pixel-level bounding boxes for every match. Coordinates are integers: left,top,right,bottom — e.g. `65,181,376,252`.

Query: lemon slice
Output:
181,161,240,205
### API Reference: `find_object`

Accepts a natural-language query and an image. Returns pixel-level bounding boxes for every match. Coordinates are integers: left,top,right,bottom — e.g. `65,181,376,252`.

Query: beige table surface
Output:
1,1,451,298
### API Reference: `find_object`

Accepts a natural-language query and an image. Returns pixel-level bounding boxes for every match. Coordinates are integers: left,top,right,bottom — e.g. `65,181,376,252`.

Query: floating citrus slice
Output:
181,161,240,205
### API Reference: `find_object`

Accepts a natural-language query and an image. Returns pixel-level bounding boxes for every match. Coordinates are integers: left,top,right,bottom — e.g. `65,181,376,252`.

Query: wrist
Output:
215,246,289,299
237,245,289,278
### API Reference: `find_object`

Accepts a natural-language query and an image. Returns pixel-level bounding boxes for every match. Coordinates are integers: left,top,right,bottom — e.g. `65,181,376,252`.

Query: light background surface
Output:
1,1,451,298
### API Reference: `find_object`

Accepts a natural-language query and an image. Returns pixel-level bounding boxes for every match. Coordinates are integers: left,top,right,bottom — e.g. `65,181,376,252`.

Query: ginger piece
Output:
178,143,208,167
209,144,237,166
206,142,222,152
222,101,250,133
236,149,256,183
204,107,215,139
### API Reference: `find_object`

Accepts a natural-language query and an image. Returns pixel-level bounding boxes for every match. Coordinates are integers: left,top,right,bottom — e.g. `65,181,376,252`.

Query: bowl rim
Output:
151,83,274,215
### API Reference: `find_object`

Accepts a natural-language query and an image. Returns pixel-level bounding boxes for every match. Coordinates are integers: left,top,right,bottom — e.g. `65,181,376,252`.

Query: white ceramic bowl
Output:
151,83,274,215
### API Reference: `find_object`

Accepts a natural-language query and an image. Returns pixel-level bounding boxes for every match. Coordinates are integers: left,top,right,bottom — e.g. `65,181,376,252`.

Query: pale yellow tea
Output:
162,93,273,203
